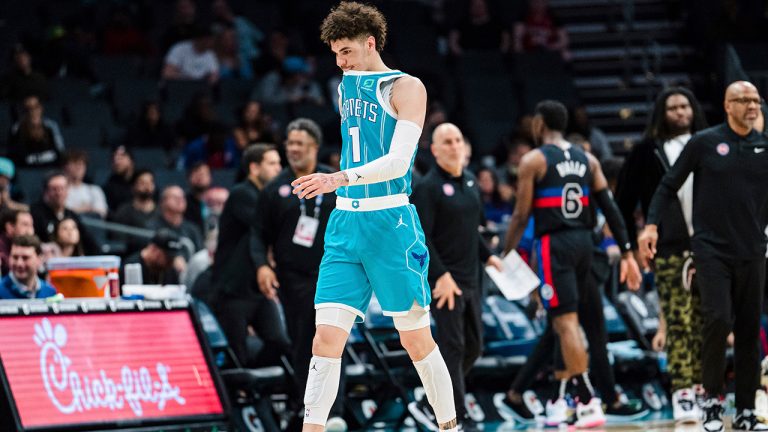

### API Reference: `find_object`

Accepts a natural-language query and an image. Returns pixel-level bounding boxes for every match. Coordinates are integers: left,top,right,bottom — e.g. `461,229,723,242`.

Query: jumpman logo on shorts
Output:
396,214,408,229
311,363,318,371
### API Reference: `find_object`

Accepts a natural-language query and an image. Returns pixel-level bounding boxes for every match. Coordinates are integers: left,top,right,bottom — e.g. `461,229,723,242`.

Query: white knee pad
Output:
413,347,457,426
303,355,341,425
392,303,430,331
315,306,358,333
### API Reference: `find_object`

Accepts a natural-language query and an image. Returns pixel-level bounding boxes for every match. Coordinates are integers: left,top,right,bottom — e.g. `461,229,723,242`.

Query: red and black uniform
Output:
533,144,594,314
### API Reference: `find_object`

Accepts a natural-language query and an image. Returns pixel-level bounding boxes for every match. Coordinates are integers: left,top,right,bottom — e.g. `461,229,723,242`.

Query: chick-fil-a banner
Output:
0,311,223,428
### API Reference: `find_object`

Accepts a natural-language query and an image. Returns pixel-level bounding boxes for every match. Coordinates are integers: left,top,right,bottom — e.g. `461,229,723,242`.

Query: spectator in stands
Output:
103,145,135,212
415,101,449,175
253,29,290,76
0,208,34,275
214,25,254,80
8,95,65,168
124,100,177,151
52,217,84,257
176,93,218,145
568,105,613,162
182,186,230,288
254,56,325,105
180,123,240,170
112,169,157,254
161,0,201,54
162,25,219,84
121,228,182,285
211,0,265,70
0,235,56,300
497,137,532,200
62,150,108,219
184,162,211,233
0,158,28,211
514,0,571,61
182,228,217,291
447,0,511,55
149,185,203,257
477,167,512,228
30,171,98,255
203,186,228,234
233,101,275,150
101,5,153,56
0,44,48,102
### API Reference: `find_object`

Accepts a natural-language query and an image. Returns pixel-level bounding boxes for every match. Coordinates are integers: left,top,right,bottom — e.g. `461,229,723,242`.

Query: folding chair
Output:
193,299,288,431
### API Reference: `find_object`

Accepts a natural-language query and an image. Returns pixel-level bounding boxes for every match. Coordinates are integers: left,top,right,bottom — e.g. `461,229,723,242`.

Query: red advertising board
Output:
0,310,224,429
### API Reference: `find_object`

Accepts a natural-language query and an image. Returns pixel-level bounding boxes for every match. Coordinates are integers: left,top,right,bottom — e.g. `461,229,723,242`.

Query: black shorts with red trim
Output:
533,228,593,316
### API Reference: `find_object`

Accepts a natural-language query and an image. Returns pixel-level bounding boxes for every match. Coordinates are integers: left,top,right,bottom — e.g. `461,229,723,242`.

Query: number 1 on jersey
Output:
349,126,361,163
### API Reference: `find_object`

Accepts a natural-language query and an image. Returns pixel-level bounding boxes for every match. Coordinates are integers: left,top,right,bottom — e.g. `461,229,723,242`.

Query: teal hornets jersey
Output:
337,70,415,199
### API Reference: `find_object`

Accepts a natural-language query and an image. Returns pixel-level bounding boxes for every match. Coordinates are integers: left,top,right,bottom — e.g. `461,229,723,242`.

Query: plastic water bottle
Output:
657,351,668,373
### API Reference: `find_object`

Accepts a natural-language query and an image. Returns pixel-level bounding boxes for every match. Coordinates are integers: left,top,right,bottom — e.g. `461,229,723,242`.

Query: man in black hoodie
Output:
615,87,708,424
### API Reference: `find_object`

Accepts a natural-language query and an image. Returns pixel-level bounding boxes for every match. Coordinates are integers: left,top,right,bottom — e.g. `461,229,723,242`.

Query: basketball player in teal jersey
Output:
290,2,458,431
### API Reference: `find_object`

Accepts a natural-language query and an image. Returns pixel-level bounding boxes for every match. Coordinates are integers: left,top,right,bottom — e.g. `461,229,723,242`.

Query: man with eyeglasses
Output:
639,81,768,432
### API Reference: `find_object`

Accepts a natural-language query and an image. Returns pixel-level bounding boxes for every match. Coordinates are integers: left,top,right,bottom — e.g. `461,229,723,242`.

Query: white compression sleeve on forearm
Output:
343,120,421,185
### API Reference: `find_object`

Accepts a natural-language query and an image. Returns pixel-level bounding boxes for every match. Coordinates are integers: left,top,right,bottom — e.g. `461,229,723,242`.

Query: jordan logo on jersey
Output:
395,215,408,229
555,160,587,177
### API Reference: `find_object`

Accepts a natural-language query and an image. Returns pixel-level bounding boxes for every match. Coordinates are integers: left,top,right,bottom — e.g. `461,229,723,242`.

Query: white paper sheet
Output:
485,250,540,301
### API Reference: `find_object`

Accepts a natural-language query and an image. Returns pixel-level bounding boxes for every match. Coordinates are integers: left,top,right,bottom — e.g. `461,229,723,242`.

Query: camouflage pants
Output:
655,253,702,390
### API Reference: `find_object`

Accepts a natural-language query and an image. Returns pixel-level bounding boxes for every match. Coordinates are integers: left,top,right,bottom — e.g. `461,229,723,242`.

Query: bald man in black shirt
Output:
412,123,503,430
640,81,768,432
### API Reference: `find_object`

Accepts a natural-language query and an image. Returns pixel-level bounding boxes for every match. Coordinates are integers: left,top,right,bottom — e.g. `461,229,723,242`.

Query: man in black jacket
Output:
412,123,503,431
640,81,768,432
615,87,708,423
210,143,285,365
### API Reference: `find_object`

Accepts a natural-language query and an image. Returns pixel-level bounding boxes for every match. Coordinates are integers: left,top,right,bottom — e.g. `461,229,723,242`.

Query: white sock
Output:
413,347,457,427
303,355,341,425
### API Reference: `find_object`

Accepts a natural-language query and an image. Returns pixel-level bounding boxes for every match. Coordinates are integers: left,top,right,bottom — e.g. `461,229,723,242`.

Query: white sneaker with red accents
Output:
575,397,606,429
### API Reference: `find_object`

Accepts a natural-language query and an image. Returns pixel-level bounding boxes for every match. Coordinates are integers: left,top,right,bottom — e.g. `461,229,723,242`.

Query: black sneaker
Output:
493,392,536,424
604,399,649,421
700,398,724,432
733,409,768,431
458,414,482,432
408,398,438,431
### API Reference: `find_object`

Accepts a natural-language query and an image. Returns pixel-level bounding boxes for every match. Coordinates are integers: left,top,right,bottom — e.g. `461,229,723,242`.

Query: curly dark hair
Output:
320,1,387,52
644,86,707,142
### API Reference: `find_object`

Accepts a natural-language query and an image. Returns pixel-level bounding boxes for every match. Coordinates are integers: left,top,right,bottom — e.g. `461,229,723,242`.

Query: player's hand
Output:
257,265,280,300
651,329,666,351
486,255,504,272
291,172,346,199
620,252,642,291
637,225,658,267
433,272,462,310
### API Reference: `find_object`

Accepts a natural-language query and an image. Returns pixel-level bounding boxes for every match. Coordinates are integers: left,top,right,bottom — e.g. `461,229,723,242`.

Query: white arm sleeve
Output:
343,120,421,185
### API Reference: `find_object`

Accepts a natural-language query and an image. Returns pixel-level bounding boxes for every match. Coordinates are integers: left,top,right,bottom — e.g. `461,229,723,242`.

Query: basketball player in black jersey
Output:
503,100,641,428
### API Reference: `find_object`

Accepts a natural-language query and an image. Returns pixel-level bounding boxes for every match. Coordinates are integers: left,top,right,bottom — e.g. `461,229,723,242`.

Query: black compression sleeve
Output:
594,188,632,253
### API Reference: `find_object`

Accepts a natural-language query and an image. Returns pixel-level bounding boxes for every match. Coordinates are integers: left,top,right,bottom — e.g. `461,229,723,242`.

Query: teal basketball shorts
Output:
315,195,431,321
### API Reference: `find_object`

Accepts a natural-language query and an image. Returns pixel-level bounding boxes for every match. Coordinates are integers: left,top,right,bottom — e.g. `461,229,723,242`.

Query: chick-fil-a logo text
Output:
34,318,186,416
